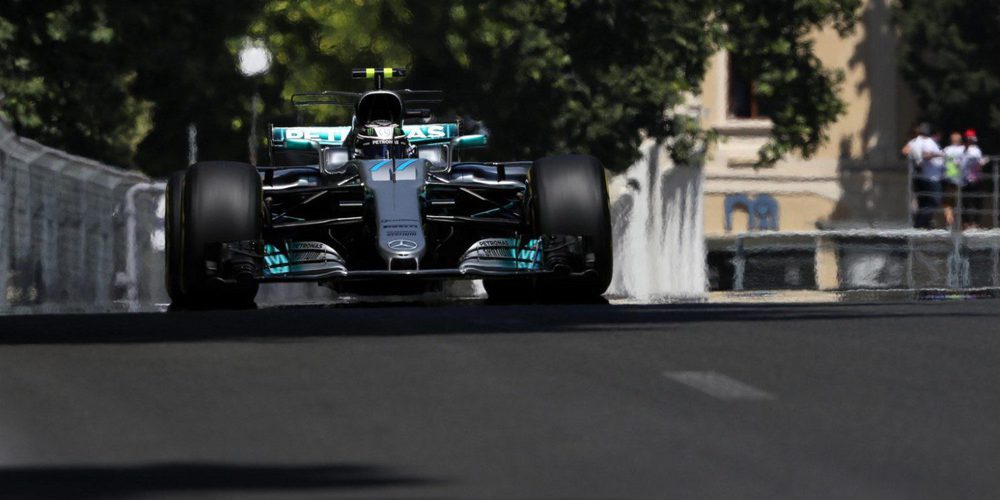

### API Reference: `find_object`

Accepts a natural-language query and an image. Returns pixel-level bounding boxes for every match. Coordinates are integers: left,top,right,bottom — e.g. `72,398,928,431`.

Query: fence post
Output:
123,182,166,310
949,176,968,289
0,149,8,309
993,237,1000,288
907,159,915,228
947,230,969,289
21,149,36,303
956,176,964,231
906,234,915,290
733,236,746,291
993,159,999,229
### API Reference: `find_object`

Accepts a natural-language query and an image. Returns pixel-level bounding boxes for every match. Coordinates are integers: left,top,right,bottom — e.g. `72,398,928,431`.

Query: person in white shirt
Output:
902,126,922,170
903,123,944,228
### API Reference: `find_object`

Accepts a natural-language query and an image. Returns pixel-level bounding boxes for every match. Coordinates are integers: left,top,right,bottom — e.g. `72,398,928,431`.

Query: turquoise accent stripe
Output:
370,160,391,172
274,124,461,151
263,244,290,275
395,159,417,171
512,238,541,270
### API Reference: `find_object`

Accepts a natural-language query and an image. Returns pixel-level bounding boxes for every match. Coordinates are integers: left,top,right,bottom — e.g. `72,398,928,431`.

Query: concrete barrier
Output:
708,229,1000,291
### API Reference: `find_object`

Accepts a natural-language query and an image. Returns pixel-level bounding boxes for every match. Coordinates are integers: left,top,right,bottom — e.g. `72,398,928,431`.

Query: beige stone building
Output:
698,0,916,235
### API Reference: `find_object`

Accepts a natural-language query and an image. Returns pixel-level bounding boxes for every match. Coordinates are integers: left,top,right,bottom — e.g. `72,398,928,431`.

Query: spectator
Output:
902,125,921,219
904,123,944,228
960,129,987,228
902,125,920,165
942,131,965,228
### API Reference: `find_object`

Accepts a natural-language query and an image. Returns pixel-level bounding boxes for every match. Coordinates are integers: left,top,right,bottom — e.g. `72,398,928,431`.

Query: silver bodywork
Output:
356,158,429,268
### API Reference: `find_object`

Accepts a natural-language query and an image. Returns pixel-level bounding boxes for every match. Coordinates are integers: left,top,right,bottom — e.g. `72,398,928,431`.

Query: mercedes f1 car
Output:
165,68,612,306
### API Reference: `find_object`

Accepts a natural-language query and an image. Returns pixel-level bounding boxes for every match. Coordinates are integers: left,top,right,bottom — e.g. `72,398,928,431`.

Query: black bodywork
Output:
229,69,586,286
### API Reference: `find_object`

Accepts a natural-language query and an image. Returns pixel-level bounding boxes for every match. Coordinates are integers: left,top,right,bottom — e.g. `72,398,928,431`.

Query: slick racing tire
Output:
180,161,262,307
165,170,186,304
517,154,614,300
485,154,612,301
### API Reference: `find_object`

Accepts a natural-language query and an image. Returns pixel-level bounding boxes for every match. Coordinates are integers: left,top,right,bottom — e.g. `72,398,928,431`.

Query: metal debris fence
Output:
6,114,998,304
714,229,1000,291
908,159,1000,229
0,119,166,310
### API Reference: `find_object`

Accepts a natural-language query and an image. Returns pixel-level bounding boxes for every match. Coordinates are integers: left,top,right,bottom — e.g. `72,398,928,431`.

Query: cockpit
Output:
350,91,412,160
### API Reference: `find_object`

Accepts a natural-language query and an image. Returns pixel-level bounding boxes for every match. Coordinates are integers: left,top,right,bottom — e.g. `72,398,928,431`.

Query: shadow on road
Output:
0,462,434,499
0,299,996,345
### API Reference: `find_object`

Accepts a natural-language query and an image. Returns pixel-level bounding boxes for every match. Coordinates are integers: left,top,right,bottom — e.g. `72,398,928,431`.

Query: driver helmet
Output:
355,120,410,159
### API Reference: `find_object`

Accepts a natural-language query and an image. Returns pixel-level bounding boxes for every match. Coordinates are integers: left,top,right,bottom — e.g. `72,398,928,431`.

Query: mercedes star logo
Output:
387,239,418,251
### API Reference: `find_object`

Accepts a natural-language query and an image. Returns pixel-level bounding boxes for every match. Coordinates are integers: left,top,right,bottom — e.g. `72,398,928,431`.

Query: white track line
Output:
664,371,775,400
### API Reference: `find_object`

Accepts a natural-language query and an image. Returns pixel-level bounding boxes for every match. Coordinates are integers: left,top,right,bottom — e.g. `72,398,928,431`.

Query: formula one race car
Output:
165,68,612,306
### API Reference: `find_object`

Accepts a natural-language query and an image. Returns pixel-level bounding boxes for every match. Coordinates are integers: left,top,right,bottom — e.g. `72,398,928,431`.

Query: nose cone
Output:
379,216,425,261
356,158,429,269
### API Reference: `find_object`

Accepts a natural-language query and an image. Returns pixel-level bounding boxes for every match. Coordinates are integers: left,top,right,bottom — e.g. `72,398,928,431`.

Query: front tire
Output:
485,154,613,301
180,161,262,307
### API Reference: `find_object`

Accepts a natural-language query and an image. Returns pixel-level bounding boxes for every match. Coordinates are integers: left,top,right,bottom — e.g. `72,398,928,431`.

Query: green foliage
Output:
0,0,861,174
109,1,267,175
0,0,263,175
393,0,721,169
388,0,860,168
895,0,1000,152
247,0,413,127
720,0,860,164
0,2,147,162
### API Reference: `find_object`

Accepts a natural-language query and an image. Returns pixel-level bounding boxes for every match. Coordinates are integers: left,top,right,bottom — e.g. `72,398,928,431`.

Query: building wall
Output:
699,0,916,236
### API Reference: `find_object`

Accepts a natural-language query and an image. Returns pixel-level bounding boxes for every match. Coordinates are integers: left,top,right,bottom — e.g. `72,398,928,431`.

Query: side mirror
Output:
417,144,451,173
319,147,350,174
451,134,488,150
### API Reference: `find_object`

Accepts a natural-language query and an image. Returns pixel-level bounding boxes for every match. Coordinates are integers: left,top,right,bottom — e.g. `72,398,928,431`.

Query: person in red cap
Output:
960,129,988,228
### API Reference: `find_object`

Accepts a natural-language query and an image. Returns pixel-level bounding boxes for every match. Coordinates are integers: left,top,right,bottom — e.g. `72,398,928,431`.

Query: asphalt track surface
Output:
0,298,999,498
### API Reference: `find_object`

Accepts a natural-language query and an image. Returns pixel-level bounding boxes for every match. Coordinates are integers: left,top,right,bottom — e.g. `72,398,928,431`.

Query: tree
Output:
0,2,147,162
382,0,860,170
109,0,267,175
392,1,720,170
2,0,861,174
719,0,861,164
0,0,264,175
244,0,414,127
895,0,1000,152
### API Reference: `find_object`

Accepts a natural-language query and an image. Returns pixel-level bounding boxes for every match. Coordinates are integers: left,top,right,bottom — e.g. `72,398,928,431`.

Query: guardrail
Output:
0,119,166,310
909,158,1000,229
709,228,1000,291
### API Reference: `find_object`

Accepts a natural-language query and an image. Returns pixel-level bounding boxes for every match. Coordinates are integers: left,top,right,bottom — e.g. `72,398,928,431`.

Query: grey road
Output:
0,298,998,498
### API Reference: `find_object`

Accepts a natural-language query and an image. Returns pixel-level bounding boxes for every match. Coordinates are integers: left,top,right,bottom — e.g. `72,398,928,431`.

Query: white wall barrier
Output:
0,119,166,309
709,229,1000,291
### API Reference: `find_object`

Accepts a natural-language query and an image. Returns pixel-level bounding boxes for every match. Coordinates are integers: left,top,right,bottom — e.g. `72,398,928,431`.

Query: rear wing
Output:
272,123,465,151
